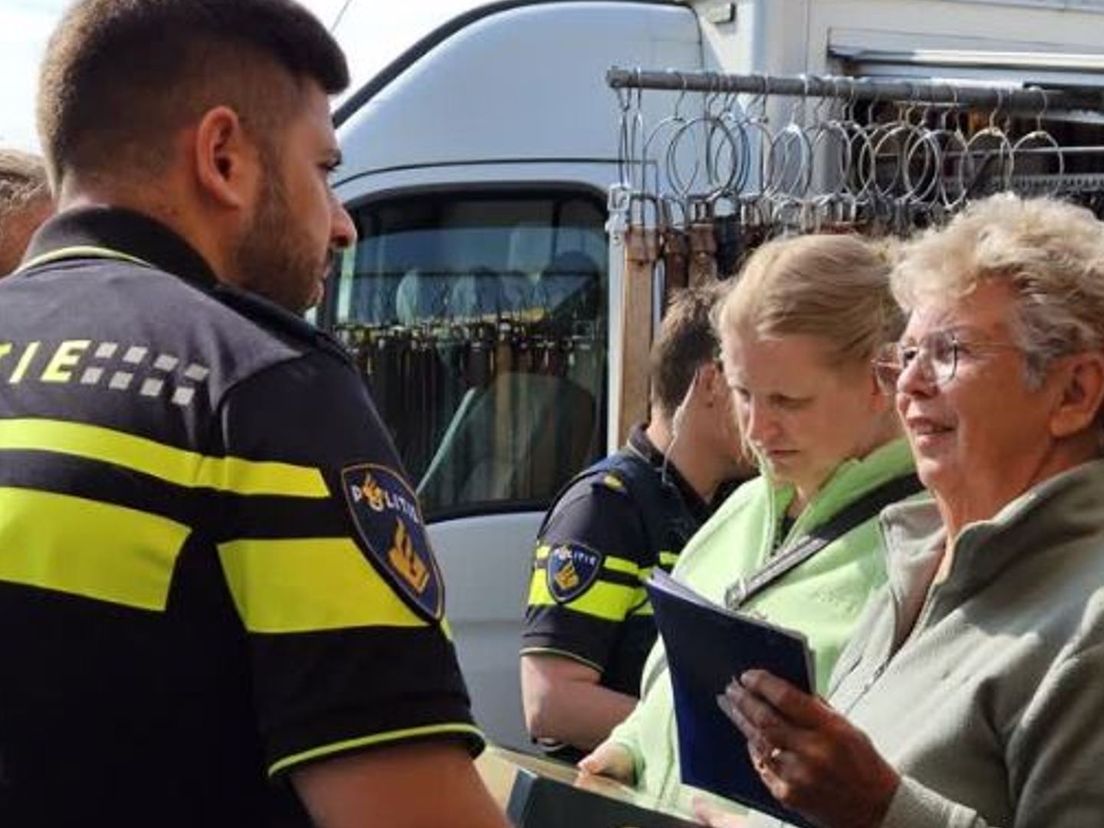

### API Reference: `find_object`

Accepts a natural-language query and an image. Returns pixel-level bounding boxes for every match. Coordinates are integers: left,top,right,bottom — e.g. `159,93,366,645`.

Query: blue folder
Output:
645,570,817,828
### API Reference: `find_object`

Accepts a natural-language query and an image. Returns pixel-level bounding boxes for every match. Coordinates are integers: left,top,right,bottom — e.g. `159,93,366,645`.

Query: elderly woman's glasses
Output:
873,330,1022,392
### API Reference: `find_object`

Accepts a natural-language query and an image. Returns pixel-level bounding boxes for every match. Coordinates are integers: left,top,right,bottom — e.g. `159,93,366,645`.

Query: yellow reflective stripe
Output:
527,570,643,621
0,486,187,610
16,245,154,274
659,551,679,568
0,418,327,498
604,555,641,576
195,455,325,498
569,582,645,620
630,602,655,617
218,537,429,633
534,546,641,577
268,723,484,777
529,549,650,609
527,568,549,605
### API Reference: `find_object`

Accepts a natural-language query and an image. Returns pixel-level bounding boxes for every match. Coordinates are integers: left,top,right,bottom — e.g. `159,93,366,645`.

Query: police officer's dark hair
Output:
0,150,50,211
650,285,724,419
37,0,349,190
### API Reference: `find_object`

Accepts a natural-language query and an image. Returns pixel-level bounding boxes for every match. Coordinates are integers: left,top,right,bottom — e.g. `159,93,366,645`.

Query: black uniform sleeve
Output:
520,472,651,673
213,350,481,778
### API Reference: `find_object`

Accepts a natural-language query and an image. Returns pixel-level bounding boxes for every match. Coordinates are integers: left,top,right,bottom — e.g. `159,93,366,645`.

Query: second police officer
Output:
520,287,754,761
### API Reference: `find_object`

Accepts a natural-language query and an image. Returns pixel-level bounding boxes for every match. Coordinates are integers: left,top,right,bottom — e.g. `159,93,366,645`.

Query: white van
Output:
324,0,1104,749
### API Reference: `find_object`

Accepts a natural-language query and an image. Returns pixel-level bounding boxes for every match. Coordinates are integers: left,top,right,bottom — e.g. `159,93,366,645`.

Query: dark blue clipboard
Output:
645,570,817,828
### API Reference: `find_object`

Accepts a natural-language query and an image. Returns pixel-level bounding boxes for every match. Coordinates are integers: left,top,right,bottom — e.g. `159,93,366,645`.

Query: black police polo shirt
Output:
0,207,480,827
522,426,712,697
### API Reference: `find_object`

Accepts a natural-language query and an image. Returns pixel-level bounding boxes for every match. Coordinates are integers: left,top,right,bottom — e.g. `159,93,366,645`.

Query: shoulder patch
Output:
546,542,605,604
598,473,626,493
341,463,444,622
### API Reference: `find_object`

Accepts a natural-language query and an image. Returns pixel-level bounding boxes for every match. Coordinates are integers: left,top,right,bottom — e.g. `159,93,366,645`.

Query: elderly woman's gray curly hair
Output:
892,194,1104,389
0,149,49,211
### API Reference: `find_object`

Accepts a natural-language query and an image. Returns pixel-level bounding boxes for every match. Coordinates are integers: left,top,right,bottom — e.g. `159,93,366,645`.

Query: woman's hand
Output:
720,670,899,828
577,740,635,784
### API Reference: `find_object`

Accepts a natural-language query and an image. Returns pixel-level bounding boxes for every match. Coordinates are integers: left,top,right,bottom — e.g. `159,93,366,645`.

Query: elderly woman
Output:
579,234,919,813
704,194,1104,828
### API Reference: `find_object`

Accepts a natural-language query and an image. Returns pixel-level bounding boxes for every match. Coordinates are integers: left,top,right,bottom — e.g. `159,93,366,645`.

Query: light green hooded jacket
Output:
607,438,917,812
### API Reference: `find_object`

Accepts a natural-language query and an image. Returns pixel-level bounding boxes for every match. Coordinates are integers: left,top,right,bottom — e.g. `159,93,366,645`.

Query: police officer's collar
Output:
24,205,351,361
24,206,219,289
626,423,711,521
626,423,666,468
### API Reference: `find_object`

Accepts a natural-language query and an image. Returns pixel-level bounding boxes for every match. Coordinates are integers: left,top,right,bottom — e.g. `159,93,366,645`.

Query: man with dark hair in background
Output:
0,1,508,826
0,149,52,275
520,286,754,761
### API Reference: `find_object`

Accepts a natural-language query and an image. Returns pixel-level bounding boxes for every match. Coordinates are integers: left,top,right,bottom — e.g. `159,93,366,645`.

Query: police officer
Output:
0,149,52,276
520,287,753,760
0,2,508,827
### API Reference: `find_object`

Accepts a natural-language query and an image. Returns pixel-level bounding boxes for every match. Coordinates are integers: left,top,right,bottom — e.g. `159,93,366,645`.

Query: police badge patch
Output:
341,463,444,622
546,542,604,604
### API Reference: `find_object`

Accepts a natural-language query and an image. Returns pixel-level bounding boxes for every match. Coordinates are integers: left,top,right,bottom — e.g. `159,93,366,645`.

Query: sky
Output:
0,0,477,152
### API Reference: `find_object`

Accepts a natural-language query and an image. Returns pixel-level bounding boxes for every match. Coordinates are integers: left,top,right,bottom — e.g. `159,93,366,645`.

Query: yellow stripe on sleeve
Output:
0,486,188,611
527,567,549,605
0,418,327,498
218,537,429,633
532,546,641,577
527,569,644,622
604,555,643,576
268,723,485,777
194,454,326,497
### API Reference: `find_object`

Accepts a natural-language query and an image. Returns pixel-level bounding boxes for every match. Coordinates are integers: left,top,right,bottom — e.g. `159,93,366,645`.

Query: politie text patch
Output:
546,542,604,604
341,463,444,622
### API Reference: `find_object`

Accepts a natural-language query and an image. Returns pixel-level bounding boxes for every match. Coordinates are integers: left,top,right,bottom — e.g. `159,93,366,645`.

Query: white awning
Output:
828,28,1104,120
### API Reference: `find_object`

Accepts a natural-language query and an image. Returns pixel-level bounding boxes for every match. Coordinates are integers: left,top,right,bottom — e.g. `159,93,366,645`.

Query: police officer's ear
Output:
696,360,727,408
191,105,260,211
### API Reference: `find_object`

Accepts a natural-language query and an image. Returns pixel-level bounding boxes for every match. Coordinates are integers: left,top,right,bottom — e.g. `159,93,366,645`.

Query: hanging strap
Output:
660,227,689,298
724,472,923,609
640,471,922,697
617,225,658,444
687,219,718,287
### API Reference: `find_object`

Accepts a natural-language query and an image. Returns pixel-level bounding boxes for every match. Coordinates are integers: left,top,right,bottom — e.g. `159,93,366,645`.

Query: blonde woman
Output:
579,234,919,815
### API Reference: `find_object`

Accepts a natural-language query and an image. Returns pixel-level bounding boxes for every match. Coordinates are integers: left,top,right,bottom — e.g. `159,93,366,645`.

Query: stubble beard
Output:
233,171,327,314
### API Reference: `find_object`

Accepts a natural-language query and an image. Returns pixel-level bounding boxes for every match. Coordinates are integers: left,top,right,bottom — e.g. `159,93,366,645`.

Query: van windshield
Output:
325,189,609,519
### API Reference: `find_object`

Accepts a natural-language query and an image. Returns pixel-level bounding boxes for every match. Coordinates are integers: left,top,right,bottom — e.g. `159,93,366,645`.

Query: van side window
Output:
326,190,608,519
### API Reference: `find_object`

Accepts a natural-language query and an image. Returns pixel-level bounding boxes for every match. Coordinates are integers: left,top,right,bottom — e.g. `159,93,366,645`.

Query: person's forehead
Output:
904,282,1018,338
299,78,333,120
281,80,337,144
723,332,835,388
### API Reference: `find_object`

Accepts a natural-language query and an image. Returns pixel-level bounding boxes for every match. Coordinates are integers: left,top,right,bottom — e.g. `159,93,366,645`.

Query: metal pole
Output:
606,67,1103,114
